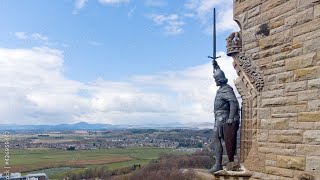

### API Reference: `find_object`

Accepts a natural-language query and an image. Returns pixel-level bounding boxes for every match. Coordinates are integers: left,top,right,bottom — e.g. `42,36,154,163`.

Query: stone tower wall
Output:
232,0,320,179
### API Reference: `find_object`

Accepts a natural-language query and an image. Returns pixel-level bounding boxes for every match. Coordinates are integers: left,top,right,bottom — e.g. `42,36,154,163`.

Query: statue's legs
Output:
223,121,239,162
209,128,223,173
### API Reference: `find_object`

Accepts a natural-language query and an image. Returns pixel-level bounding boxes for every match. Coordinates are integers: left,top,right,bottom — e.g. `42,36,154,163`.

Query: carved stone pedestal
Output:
193,165,252,180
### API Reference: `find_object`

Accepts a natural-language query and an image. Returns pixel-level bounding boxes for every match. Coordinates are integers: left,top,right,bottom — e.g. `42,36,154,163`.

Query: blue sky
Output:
0,0,239,125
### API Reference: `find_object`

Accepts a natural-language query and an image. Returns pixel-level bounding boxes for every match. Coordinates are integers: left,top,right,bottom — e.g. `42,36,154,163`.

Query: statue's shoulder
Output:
218,84,233,93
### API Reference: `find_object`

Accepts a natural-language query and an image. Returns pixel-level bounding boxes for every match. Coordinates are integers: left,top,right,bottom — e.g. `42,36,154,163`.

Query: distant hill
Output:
0,121,214,131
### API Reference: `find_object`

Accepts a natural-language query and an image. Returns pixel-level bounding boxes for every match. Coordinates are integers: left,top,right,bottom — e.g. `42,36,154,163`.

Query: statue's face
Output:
214,78,221,86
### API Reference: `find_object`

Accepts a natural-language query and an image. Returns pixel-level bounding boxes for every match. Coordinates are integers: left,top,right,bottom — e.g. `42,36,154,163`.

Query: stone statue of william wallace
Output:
209,60,240,173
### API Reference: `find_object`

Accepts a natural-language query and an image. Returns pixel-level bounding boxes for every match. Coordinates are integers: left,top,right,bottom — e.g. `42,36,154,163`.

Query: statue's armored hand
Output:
226,118,233,125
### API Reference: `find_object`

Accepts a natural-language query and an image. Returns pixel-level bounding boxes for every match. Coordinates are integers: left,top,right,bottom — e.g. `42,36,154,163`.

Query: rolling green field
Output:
0,147,190,179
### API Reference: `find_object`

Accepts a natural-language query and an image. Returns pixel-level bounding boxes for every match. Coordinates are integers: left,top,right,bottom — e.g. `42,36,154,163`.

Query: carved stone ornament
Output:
227,32,264,92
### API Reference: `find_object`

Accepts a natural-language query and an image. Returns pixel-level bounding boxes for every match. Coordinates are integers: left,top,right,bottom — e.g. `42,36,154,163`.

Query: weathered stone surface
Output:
234,0,261,16
269,134,303,143
277,71,294,83
298,90,318,101
261,118,289,130
258,108,271,119
243,41,259,51
306,156,320,172
258,147,296,156
293,18,320,37
265,166,294,177
262,89,284,98
273,48,303,62
308,100,320,111
299,111,320,122
265,160,277,166
297,0,320,11
272,113,297,118
248,5,261,19
266,154,278,161
308,78,320,89
294,66,320,80
284,7,314,28
261,0,289,13
288,122,316,130
270,19,285,29
261,96,297,107
293,28,320,44
258,129,269,141
259,29,292,50
285,81,307,92
260,0,296,22
272,105,306,114
277,155,305,170
271,60,285,68
304,130,320,144
315,4,320,18
296,144,320,156
242,25,259,44
303,36,320,54
285,53,316,71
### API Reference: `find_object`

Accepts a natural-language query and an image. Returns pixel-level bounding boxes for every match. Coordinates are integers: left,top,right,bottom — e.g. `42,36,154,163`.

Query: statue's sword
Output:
208,8,221,73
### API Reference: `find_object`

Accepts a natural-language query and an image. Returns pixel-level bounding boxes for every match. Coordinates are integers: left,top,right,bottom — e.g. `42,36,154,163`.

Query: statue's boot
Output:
223,121,239,162
208,163,223,173
209,133,223,173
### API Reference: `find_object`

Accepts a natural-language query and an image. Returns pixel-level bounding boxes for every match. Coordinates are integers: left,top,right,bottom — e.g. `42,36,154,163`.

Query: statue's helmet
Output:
214,69,228,84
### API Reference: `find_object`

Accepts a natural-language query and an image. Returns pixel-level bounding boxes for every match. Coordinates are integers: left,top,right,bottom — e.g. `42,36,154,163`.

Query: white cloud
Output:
150,14,185,35
184,0,238,34
88,40,102,46
73,0,88,14
144,0,167,7
98,0,130,5
0,47,238,125
75,0,88,9
31,33,49,41
14,32,28,40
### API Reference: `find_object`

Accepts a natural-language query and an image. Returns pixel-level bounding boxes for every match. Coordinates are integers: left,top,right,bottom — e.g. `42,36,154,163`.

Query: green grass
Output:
0,147,190,179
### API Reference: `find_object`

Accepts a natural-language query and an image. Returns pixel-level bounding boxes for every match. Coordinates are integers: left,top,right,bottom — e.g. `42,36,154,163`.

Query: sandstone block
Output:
303,37,320,54
298,90,318,101
259,29,292,50
234,0,261,16
248,5,261,19
265,166,294,177
272,105,306,114
266,160,277,166
308,100,320,111
304,130,320,144
308,78,320,89
297,0,320,11
258,129,269,141
293,18,320,37
293,28,320,44
258,147,296,156
261,0,296,22
294,66,320,81
261,118,289,130
306,156,320,172
284,7,313,28
315,4,320,18
261,0,289,13
285,81,307,92
296,144,320,156
299,111,320,122
269,134,303,143
277,71,294,83
266,154,278,161
261,96,297,107
285,53,316,71
289,122,316,130
277,155,305,170
262,89,284,98
258,108,271,119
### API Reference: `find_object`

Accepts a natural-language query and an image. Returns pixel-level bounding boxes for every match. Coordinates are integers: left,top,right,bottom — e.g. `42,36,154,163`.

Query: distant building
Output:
0,173,48,180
